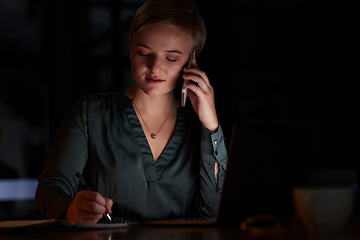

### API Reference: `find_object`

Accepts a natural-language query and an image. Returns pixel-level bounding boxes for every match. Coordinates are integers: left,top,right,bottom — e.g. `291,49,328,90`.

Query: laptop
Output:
146,123,318,226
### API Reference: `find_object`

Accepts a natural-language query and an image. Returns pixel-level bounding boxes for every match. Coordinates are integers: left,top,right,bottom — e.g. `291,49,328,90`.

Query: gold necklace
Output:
133,101,175,140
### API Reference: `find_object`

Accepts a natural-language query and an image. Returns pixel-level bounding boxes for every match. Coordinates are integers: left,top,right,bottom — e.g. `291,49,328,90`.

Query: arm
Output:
36,97,89,219
183,59,227,217
183,59,218,133
183,58,222,179
36,97,111,223
198,125,227,217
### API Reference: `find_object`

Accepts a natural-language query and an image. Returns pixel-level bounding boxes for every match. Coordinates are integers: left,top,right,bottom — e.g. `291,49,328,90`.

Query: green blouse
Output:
36,90,227,221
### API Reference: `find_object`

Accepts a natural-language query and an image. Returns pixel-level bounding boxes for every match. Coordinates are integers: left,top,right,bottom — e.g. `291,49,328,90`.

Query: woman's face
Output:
129,23,194,97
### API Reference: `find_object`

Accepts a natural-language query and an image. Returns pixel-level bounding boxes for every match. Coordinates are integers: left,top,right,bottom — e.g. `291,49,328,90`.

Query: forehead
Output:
132,23,194,53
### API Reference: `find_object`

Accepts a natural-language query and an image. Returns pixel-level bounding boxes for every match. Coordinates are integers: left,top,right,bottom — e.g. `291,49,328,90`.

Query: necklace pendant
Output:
151,133,157,139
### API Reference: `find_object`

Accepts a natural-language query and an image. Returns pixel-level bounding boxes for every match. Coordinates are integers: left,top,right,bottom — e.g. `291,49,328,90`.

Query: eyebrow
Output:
136,43,183,54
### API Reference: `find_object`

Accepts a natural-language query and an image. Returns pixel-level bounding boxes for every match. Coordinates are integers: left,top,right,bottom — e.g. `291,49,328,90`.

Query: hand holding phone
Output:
181,50,196,107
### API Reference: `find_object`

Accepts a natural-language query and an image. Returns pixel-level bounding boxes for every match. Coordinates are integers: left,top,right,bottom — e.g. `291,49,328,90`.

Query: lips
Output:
146,76,165,83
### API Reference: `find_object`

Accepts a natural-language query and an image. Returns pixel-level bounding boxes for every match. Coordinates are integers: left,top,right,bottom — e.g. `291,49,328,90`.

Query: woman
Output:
36,0,227,224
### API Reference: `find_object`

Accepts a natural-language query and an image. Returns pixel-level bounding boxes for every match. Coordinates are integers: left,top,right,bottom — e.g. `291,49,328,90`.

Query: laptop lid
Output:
216,123,318,226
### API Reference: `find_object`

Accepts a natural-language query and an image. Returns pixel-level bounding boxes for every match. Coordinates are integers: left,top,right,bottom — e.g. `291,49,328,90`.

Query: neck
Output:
125,86,177,117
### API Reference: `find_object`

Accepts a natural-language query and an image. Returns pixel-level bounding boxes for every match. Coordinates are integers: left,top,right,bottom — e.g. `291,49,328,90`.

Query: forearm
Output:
35,180,74,219
198,125,227,217
36,96,89,219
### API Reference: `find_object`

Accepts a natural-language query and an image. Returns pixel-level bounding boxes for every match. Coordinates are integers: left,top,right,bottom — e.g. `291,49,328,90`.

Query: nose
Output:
148,55,161,73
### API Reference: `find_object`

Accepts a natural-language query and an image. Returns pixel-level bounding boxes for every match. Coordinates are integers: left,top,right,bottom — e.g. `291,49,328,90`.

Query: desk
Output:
1,221,360,240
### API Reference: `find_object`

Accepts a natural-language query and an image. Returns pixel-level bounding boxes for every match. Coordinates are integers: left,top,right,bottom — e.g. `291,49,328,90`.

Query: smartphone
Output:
181,50,196,107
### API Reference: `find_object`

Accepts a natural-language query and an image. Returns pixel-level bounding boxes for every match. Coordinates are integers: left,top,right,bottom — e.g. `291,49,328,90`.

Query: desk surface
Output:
1,222,360,240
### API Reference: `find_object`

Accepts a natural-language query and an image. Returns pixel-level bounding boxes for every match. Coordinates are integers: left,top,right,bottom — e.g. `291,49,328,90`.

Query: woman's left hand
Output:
183,59,219,132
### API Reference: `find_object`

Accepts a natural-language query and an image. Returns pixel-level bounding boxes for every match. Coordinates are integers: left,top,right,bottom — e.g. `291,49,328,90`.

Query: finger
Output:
80,200,106,214
105,198,113,214
78,209,104,222
183,73,210,92
66,200,103,224
183,81,208,101
185,88,197,102
183,68,210,88
77,191,107,214
80,191,107,206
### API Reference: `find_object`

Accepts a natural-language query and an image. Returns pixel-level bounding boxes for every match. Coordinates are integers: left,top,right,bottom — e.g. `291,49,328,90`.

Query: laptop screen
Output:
217,123,318,226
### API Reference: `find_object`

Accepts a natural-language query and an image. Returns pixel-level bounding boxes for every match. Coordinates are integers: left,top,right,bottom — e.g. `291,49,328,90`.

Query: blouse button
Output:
214,140,218,145
214,151,218,156
156,166,161,172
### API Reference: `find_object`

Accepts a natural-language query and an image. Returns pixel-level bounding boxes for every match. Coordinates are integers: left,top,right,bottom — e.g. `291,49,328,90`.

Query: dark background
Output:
0,0,358,219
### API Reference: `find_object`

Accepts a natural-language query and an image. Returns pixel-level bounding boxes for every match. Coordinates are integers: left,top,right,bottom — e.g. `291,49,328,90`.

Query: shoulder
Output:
76,89,129,111
65,90,129,123
83,90,123,104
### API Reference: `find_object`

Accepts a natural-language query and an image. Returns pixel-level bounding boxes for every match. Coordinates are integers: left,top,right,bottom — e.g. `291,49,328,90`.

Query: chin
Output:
146,88,176,97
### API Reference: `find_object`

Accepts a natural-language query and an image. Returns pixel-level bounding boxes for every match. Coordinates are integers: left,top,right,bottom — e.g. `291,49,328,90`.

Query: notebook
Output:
146,123,318,226
0,219,129,233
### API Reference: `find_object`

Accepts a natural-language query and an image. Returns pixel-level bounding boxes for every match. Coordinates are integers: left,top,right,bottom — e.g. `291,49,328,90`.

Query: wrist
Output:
204,120,219,133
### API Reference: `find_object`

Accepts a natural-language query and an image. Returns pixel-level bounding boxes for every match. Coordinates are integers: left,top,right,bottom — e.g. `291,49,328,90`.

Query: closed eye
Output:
166,57,177,63
138,52,150,57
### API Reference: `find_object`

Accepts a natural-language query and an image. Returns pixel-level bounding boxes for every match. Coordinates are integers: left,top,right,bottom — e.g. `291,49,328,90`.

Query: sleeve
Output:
198,124,227,217
35,97,89,219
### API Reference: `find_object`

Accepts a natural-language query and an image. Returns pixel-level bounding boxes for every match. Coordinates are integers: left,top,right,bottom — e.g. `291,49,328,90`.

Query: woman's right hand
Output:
66,190,113,225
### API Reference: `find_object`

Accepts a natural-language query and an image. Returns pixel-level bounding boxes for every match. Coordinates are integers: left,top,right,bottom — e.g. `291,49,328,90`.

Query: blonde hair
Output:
129,0,207,55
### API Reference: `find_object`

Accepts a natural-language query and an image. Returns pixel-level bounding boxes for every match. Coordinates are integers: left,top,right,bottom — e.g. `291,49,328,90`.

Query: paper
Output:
0,219,129,233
